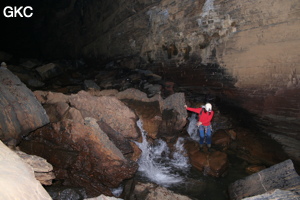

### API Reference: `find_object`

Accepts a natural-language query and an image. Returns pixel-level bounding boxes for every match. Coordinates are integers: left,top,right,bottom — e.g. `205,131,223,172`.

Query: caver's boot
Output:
207,144,212,152
199,144,203,152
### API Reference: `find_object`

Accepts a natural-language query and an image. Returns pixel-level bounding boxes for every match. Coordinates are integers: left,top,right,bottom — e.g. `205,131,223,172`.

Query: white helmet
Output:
205,103,212,112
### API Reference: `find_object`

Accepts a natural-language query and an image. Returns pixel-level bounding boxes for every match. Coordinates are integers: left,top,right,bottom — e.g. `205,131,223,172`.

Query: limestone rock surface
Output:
20,119,138,197
228,159,300,200
0,67,49,144
0,141,52,200
125,182,192,200
15,150,55,185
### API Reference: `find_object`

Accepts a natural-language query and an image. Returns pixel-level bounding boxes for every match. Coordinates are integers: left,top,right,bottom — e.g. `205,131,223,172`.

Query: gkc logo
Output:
3,6,33,18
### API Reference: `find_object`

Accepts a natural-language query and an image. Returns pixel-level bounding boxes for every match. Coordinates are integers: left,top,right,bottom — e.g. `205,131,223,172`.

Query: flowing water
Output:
135,120,191,186
134,118,249,200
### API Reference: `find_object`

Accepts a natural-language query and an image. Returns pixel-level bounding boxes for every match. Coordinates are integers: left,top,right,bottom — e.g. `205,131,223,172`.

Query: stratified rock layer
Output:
228,159,300,200
21,120,138,197
0,67,49,144
0,141,52,200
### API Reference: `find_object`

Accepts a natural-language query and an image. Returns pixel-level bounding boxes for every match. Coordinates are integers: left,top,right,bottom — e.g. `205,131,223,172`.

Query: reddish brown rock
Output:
129,141,142,162
245,165,266,174
20,120,138,197
34,90,69,104
212,129,232,150
228,129,237,140
206,151,228,177
97,120,133,155
34,90,140,140
69,91,139,139
185,140,228,177
235,128,289,166
121,98,162,140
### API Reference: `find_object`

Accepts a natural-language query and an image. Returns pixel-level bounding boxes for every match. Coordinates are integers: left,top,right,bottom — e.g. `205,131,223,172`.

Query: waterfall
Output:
197,0,216,27
135,119,190,186
187,113,200,141
202,0,215,14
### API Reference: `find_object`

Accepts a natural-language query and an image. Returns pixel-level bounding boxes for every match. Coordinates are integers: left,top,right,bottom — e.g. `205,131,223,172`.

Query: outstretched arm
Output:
184,105,202,114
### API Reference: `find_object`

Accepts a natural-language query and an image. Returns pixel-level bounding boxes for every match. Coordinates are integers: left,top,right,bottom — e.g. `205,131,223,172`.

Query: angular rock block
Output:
20,120,138,197
0,141,52,200
159,92,188,137
228,159,300,200
0,68,49,144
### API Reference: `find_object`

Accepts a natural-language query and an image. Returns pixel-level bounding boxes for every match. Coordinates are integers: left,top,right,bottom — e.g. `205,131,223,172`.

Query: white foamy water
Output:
170,137,191,172
187,113,200,141
135,119,190,186
202,0,215,14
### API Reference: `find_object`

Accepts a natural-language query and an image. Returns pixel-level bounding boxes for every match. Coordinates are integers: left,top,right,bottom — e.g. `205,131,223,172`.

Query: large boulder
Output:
243,189,300,200
228,159,300,200
124,182,192,200
20,119,138,197
69,91,139,139
0,141,52,200
0,67,49,144
35,63,63,80
159,92,188,138
34,90,140,140
117,89,188,139
15,150,55,185
185,140,228,177
116,88,162,139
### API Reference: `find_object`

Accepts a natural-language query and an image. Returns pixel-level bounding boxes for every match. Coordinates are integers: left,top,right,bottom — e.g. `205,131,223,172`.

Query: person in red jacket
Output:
184,103,214,151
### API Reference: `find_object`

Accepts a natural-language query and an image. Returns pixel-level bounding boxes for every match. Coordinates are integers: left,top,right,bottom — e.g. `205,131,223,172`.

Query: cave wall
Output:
214,0,300,163
8,0,300,162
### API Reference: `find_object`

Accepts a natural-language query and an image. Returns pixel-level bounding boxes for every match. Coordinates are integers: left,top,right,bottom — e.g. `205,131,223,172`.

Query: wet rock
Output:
234,128,289,166
129,141,142,162
228,159,300,200
20,120,138,197
97,120,133,156
125,182,192,200
84,194,122,200
0,67,50,144
118,93,162,140
0,141,52,200
212,129,232,150
46,187,87,200
228,129,237,140
15,150,55,185
185,140,228,177
205,151,229,177
117,89,187,139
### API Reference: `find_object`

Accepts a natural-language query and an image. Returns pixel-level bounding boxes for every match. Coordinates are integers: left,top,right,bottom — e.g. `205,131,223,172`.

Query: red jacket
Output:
186,107,214,126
